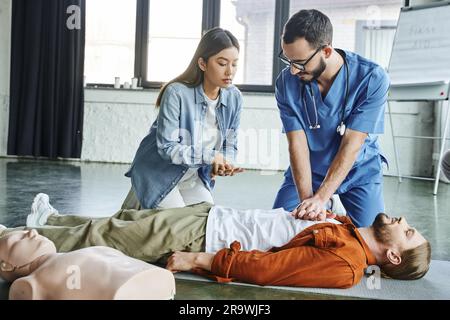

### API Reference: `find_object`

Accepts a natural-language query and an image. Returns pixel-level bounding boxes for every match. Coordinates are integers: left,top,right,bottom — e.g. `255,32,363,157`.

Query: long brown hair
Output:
155,27,240,107
380,241,431,280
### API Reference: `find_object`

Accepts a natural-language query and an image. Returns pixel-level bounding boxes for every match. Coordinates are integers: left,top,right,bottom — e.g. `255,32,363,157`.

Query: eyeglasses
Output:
278,45,326,72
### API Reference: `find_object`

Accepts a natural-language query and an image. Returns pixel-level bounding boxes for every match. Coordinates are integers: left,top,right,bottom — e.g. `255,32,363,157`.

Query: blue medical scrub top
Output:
276,50,390,193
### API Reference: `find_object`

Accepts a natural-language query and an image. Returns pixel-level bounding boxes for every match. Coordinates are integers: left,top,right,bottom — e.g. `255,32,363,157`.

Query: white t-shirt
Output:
177,167,199,189
177,94,221,186
202,94,221,152
205,205,342,253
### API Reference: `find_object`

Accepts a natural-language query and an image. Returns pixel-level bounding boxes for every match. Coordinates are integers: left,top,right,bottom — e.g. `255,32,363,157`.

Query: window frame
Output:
354,20,398,58
85,0,139,88
86,0,407,91
134,0,290,92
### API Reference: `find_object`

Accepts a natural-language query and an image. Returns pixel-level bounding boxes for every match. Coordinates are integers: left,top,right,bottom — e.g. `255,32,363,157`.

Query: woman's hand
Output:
210,154,244,179
211,153,226,178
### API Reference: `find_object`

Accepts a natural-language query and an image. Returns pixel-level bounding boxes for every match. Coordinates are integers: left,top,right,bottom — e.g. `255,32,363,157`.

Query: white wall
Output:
83,88,436,177
83,88,290,171
382,101,435,177
82,89,158,164
0,0,11,157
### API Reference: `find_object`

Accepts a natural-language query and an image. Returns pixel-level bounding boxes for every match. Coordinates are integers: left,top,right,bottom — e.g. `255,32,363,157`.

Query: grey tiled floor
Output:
0,158,449,299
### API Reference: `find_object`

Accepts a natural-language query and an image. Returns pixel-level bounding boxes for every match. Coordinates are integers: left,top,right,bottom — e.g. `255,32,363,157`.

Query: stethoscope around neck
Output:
301,49,349,137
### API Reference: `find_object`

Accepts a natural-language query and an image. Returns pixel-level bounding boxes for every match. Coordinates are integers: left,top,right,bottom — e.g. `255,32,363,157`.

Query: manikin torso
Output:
9,246,175,300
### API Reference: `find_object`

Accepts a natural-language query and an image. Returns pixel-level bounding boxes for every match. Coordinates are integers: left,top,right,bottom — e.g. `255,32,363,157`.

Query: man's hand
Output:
291,195,336,221
166,251,214,273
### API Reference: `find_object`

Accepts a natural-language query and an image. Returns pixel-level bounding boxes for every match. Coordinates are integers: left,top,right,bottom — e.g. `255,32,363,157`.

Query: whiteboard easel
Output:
387,2,450,195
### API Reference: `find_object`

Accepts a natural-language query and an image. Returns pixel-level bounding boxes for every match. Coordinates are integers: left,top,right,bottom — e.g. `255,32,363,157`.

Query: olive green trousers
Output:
3,202,213,264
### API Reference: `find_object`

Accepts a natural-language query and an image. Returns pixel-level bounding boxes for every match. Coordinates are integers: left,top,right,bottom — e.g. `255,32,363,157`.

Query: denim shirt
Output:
125,82,242,209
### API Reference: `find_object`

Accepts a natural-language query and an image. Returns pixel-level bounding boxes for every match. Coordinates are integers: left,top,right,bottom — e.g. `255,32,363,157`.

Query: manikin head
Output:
0,229,57,282
370,213,431,280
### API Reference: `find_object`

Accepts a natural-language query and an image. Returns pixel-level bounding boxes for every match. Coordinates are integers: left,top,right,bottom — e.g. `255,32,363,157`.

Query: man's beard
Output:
300,57,327,83
372,213,393,245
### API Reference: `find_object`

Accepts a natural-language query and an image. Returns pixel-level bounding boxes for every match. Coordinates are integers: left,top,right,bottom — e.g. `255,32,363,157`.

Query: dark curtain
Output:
8,0,86,159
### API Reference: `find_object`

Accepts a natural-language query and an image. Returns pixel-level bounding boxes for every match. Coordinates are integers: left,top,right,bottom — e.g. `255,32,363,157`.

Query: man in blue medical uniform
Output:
273,9,389,227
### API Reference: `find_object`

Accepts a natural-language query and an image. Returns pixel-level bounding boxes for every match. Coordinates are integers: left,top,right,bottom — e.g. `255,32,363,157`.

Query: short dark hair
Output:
282,9,333,49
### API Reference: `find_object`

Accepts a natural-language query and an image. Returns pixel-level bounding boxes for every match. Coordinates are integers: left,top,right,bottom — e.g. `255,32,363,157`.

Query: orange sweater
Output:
198,216,377,289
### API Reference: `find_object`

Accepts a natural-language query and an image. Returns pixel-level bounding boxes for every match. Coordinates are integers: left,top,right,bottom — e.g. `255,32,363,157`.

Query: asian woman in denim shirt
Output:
123,28,244,209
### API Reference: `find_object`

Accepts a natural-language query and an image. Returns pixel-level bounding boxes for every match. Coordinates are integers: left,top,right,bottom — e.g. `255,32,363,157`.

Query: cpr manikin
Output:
0,229,175,300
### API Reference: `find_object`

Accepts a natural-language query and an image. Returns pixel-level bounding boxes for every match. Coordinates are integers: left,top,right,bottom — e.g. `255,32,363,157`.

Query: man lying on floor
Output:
0,193,430,289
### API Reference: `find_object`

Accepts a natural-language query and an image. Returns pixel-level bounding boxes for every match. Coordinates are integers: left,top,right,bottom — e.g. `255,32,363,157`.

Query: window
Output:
289,0,402,53
85,0,137,84
84,1,404,91
146,0,203,83
86,0,290,92
220,0,277,86
356,23,397,68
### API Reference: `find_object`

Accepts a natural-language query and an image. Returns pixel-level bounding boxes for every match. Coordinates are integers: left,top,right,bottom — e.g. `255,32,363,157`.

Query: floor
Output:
0,157,449,299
